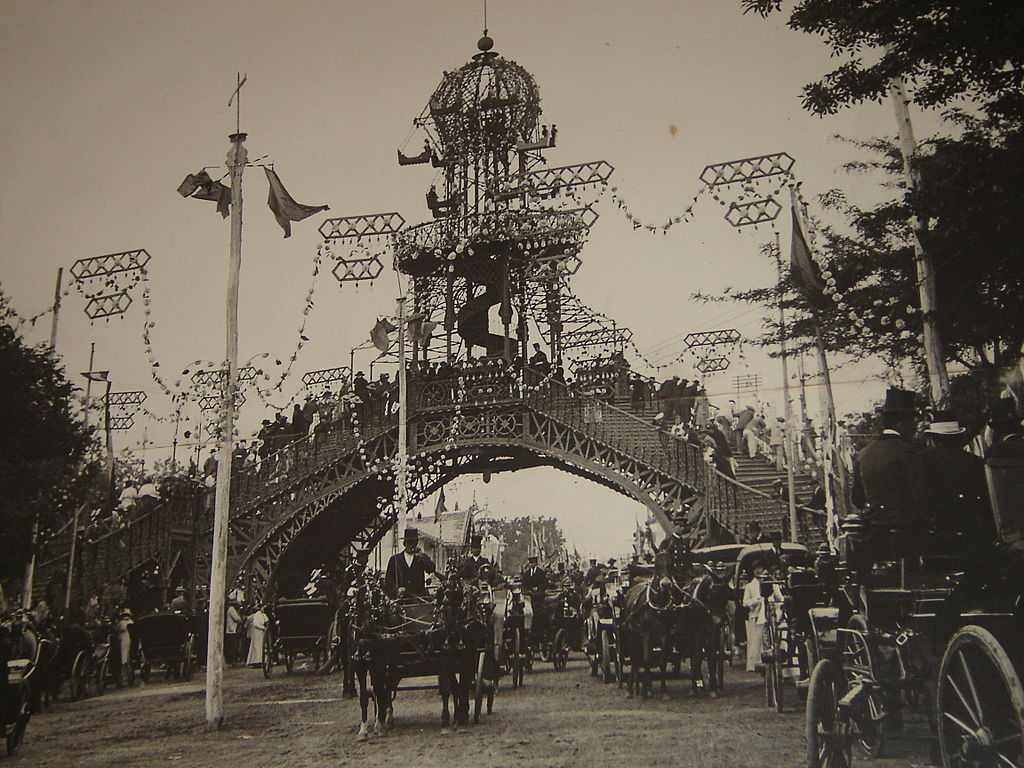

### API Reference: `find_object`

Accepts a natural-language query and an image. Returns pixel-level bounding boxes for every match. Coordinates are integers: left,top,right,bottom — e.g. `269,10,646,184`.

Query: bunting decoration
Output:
177,170,231,218
264,167,330,238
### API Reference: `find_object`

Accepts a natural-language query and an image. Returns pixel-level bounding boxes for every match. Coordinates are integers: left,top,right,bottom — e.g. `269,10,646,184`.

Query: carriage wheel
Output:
714,631,726,693
70,651,89,701
553,629,568,672
5,697,28,756
601,629,613,684
95,659,109,697
510,628,524,690
721,622,733,668
473,650,486,724
765,620,784,713
140,661,151,683
936,625,1024,768
806,659,852,768
262,634,273,679
182,638,195,683
853,688,886,760
285,653,294,674
615,634,625,688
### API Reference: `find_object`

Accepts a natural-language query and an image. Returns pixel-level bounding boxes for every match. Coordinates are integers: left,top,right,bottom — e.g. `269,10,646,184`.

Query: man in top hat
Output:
908,410,993,541
851,388,923,533
384,527,436,598
986,398,1024,459
461,534,491,582
583,558,603,587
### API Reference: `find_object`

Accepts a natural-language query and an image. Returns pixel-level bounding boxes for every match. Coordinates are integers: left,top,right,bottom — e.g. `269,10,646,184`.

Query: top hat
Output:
527,553,538,561
924,410,966,436
355,371,364,377
469,534,482,547
989,397,1020,427
403,527,419,542
880,387,917,413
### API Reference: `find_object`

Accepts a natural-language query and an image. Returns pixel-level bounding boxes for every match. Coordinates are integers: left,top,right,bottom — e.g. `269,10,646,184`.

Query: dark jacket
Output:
909,444,993,538
851,432,922,528
461,554,490,581
521,565,548,593
384,550,436,597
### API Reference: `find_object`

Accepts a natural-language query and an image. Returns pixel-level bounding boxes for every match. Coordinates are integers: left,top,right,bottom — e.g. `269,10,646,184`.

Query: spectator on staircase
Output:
734,405,756,452
770,417,787,472
744,412,766,459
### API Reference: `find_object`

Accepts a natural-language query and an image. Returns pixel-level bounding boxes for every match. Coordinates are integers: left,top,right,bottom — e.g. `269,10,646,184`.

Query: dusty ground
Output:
13,655,933,768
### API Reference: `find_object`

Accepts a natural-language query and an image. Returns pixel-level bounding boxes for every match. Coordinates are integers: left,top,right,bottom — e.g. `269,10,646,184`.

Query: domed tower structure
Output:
395,34,608,363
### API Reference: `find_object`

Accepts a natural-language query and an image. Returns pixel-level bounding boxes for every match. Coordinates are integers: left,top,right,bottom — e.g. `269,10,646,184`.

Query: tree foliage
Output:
0,292,94,584
478,515,566,575
741,0,1024,119
695,114,1024,394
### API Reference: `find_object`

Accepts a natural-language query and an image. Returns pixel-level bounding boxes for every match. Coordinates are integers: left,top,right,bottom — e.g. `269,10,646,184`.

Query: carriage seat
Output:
6,660,31,683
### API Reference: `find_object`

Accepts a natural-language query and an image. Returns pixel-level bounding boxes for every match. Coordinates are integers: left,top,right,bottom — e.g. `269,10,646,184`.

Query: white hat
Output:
924,410,966,436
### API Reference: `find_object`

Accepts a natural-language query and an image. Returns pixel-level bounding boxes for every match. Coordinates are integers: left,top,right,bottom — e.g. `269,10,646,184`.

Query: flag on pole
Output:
264,168,329,238
433,487,446,524
789,191,827,305
178,170,232,218
370,317,397,352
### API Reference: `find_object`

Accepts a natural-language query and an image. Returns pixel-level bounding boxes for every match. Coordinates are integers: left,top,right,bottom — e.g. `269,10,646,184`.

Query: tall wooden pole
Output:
774,233,799,543
888,71,950,407
207,129,246,728
22,267,65,607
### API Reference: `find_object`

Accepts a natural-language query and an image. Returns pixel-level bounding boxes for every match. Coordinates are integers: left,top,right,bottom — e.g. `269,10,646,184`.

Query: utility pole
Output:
888,70,950,407
774,233,799,543
207,81,247,727
22,268,66,607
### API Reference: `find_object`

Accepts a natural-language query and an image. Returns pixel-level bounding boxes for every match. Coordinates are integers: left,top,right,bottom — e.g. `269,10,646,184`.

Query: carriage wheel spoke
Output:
956,649,985,726
996,752,1018,768
943,710,978,736
945,673,980,727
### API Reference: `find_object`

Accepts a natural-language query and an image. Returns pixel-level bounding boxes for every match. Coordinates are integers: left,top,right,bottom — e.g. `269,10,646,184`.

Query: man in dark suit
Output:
461,535,490,582
909,410,993,541
384,528,436,598
850,388,923,563
986,398,1024,459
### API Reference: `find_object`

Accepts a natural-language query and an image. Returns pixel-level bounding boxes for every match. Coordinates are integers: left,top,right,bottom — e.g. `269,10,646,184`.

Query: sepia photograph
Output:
1,1,1022,766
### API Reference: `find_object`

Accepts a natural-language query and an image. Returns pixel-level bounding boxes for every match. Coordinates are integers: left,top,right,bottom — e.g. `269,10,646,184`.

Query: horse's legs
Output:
642,633,652,699
372,665,390,737
624,632,636,699
356,662,370,741
439,668,452,731
659,631,669,701
691,632,706,697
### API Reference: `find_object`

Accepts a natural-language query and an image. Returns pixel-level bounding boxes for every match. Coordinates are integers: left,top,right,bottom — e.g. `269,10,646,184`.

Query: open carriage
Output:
58,623,113,700
584,568,626,684
692,543,747,673
131,613,195,683
263,599,336,676
531,583,584,672
804,454,1024,768
1,621,35,756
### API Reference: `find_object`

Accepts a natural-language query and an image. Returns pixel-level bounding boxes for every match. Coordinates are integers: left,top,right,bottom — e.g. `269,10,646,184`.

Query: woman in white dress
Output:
245,606,269,667
742,566,767,672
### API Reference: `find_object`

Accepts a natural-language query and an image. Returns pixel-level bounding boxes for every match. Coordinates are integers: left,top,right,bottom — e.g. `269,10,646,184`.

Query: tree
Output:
695,115,1024,400
741,1,1024,119
0,292,94,585
477,516,566,575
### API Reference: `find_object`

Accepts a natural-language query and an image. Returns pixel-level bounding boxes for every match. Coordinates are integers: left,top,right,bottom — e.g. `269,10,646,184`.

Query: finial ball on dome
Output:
478,34,494,51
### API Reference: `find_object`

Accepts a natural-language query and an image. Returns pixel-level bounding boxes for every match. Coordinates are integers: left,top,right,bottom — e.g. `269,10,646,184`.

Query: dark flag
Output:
433,487,447,524
264,168,329,238
178,170,231,218
790,198,827,305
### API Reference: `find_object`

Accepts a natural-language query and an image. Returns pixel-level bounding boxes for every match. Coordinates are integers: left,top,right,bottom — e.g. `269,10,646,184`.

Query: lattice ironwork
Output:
502,160,614,197
559,326,633,352
684,329,741,348
84,291,133,320
318,212,406,240
104,391,147,409
733,373,763,392
699,152,794,187
695,356,731,373
191,366,257,389
70,249,151,281
109,415,135,430
724,198,781,227
198,391,246,411
302,366,352,389
332,256,384,283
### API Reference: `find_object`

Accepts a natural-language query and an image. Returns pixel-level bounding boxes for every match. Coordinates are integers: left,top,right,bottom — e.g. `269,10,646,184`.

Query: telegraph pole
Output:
395,295,409,547
888,70,950,407
774,234,799,543
207,75,247,728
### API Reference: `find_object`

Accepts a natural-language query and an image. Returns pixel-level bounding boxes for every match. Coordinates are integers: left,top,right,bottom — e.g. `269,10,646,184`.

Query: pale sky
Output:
1,1,950,557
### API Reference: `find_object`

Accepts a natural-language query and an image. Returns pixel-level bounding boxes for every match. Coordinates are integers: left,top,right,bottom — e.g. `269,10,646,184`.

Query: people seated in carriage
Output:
849,387,925,567
908,410,994,543
583,558,603,587
520,555,548,634
460,535,491,583
384,527,436,599
168,586,188,614
657,528,694,582
985,397,1024,459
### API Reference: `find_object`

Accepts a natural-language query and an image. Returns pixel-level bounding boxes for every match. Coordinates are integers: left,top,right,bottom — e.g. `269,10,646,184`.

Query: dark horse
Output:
619,553,720,700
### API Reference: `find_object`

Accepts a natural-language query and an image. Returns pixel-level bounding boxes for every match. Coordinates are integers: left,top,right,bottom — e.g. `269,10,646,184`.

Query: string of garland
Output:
605,182,706,234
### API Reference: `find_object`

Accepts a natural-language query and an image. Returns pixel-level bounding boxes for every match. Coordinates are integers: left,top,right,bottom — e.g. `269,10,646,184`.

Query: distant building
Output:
415,506,473,568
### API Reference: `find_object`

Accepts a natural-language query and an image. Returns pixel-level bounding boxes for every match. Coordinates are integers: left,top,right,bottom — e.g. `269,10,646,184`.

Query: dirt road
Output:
12,656,931,767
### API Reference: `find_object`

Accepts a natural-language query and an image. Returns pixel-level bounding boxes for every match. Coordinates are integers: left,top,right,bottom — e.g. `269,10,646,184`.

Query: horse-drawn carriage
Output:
498,581,528,688
1,619,35,756
263,598,336,676
529,582,583,672
584,568,626,684
57,622,112,700
804,456,1024,768
131,612,195,683
348,571,498,740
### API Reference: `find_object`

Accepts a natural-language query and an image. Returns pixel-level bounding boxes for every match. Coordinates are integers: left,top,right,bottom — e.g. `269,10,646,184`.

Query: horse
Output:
619,552,718,700
346,575,403,742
